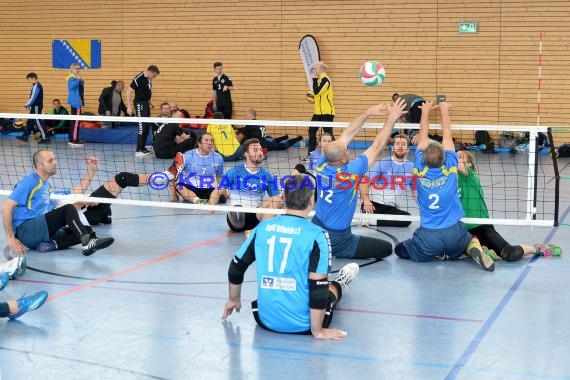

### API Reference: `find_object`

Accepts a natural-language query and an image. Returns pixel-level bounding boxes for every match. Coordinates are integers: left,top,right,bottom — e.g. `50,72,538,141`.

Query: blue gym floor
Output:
0,137,569,379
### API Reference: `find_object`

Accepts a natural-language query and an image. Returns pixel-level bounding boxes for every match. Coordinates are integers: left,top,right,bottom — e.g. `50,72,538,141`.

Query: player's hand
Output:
387,98,407,123
438,101,454,114
8,236,27,256
222,300,241,320
223,85,228,92
362,200,375,214
86,156,99,172
366,103,389,117
313,328,348,340
127,106,134,116
105,111,111,116
418,100,437,114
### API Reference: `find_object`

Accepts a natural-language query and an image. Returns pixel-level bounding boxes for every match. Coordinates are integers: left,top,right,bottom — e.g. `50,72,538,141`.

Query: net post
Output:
526,128,538,221
547,128,560,226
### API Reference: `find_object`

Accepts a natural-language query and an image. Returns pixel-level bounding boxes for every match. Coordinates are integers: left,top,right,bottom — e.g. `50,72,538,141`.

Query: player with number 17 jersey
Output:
233,214,331,332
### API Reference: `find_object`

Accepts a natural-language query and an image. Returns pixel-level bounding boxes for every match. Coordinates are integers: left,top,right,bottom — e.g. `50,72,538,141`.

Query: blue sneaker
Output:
36,240,58,252
0,272,9,291
9,291,48,320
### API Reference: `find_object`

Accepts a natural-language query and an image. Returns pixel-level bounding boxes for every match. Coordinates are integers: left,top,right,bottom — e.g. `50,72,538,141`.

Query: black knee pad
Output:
115,172,139,188
501,244,524,262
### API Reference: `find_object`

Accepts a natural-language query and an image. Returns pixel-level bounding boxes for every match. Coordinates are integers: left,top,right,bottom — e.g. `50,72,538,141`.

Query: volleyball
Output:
359,61,385,87
306,90,315,103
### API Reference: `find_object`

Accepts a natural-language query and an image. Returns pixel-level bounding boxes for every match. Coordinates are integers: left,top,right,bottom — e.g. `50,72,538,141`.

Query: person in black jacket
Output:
98,80,128,128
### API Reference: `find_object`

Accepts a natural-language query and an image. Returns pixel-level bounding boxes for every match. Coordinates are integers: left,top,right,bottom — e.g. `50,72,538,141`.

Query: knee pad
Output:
395,242,410,260
115,172,139,188
227,211,246,232
501,244,524,262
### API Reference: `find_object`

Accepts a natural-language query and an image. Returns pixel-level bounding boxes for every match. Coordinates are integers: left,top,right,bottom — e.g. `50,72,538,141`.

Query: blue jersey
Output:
222,164,280,207
413,149,463,228
180,149,224,189
234,214,331,333
368,156,415,207
9,173,55,229
308,149,324,171
314,154,368,230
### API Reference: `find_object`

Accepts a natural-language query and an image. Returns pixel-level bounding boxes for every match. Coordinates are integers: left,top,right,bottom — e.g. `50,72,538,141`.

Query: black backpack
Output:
557,143,570,158
475,130,491,146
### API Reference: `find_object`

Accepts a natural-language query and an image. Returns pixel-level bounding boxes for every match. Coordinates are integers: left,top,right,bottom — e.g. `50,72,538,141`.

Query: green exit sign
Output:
459,22,478,33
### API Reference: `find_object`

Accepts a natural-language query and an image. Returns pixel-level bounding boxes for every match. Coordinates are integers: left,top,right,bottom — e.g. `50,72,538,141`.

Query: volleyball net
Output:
0,112,561,227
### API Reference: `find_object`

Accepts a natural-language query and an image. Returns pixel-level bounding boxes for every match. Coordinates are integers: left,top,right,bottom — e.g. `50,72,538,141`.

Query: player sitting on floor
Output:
220,138,282,232
457,150,561,261
166,132,229,205
311,99,406,260
222,175,359,340
394,101,494,272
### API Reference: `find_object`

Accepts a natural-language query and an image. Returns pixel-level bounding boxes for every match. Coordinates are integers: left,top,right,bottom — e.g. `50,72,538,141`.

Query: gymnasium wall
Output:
0,0,569,140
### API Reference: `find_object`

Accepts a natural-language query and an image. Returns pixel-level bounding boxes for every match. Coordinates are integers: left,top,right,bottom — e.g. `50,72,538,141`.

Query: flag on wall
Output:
52,39,101,69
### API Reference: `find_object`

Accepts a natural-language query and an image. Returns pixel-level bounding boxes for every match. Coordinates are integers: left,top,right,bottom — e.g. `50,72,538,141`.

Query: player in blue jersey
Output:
2,150,114,257
219,138,283,232
167,133,228,205
360,134,416,227
312,99,407,260
394,101,495,271
222,175,359,339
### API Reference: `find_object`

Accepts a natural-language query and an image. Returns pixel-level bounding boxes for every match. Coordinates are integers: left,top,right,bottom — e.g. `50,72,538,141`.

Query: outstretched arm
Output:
336,103,390,147
72,157,98,194
415,101,436,151
362,98,407,168
439,102,455,151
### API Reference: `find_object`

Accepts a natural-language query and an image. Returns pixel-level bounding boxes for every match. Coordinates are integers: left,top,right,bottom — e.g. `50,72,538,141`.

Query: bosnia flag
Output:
52,39,101,69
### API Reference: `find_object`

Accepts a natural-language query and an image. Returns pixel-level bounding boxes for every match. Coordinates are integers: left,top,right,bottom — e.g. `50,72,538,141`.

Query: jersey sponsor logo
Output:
261,276,297,291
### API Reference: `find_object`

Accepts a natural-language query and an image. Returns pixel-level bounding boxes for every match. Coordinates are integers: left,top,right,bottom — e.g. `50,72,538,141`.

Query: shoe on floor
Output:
535,243,562,257
9,291,49,320
333,263,360,292
82,237,114,256
468,247,495,272
0,256,27,279
135,149,152,157
68,140,85,147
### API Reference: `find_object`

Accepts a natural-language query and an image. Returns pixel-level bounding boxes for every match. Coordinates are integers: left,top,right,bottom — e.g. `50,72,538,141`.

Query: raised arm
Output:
72,156,99,194
337,102,390,147
415,100,436,151
439,102,455,151
362,98,407,168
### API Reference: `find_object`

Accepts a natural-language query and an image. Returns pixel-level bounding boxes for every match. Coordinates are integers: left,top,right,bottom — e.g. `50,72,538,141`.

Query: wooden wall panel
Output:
0,0,568,142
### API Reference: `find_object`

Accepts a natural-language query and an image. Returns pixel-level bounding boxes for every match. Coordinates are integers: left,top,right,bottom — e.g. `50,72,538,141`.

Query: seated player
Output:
238,108,304,151
457,150,561,261
312,100,407,260
222,175,359,339
153,109,195,159
219,138,282,232
360,134,416,227
394,101,494,272
2,150,114,257
166,133,228,205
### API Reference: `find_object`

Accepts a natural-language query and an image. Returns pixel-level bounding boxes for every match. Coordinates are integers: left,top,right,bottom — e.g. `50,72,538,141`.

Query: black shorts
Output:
181,185,226,203
83,186,114,225
226,211,260,232
251,292,337,334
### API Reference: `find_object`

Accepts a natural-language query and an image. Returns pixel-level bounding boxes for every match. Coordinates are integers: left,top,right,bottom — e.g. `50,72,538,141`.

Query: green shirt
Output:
458,166,489,229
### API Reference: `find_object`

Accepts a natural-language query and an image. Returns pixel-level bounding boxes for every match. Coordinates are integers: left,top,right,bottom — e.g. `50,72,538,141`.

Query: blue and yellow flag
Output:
52,39,101,69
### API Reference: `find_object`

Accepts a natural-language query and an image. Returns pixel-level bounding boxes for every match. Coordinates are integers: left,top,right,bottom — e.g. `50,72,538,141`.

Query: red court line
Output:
23,278,482,323
46,231,234,303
